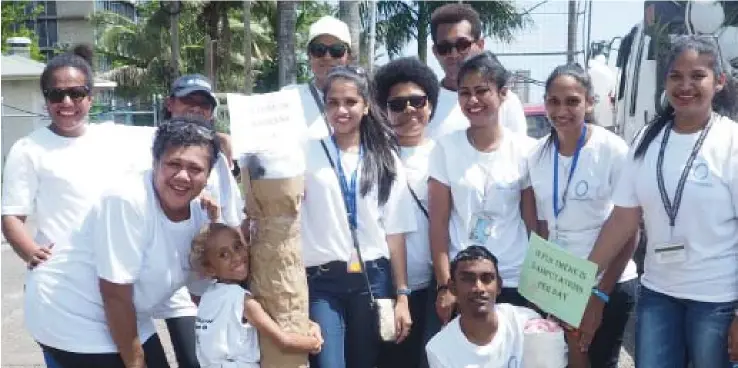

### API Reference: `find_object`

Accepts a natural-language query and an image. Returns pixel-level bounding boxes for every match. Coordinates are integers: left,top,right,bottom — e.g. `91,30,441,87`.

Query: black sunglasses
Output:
43,86,90,103
387,95,428,112
435,38,475,56
309,42,348,59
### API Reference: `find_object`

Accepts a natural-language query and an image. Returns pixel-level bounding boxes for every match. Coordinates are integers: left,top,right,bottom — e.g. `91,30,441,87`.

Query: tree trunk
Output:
416,1,429,64
277,2,296,88
338,1,361,63
567,0,578,64
244,0,252,94
169,0,180,84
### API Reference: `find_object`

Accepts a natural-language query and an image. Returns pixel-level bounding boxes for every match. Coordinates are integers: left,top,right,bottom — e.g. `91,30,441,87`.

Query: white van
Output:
613,0,737,145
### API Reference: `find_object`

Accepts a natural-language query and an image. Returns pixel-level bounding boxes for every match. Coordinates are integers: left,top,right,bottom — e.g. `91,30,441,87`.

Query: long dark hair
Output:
322,66,398,205
456,51,510,92
633,35,738,159
539,63,596,159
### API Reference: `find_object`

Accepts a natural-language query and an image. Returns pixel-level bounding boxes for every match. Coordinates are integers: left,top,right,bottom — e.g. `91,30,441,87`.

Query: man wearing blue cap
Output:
119,73,244,368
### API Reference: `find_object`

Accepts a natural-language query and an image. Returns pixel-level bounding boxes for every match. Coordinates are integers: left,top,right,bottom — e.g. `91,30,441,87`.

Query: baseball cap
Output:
171,74,218,107
308,16,351,47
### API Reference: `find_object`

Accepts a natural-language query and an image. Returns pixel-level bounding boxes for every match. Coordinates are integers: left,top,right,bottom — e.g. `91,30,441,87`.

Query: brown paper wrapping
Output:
243,170,310,368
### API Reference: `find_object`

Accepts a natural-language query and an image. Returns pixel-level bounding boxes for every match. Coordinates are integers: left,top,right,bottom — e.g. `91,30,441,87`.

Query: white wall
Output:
1,79,45,169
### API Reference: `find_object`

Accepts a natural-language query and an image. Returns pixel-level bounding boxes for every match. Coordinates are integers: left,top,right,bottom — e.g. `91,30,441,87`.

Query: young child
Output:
191,223,323,367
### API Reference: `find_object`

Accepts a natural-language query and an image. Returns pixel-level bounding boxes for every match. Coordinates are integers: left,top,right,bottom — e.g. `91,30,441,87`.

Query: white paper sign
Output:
226,89,308,157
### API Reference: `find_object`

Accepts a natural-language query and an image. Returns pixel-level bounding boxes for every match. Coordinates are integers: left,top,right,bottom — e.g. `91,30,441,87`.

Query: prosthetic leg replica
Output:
242,152,309,368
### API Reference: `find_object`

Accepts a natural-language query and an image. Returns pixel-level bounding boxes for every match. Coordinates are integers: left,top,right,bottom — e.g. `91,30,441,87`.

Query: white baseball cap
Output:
308,16,351,46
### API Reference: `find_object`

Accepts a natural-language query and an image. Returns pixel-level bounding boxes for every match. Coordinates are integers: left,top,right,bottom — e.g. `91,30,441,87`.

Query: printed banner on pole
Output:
226,90,308,157
518,233,598,328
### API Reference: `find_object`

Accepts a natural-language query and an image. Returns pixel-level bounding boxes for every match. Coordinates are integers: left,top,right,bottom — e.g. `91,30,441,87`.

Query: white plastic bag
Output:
522,318,567,368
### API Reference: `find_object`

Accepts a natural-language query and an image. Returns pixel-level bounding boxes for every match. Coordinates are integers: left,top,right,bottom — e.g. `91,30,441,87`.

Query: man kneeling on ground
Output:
425,246,540,368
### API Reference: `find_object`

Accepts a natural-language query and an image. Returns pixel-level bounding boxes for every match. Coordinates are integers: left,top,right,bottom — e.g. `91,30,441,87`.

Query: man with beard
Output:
425,246,539,368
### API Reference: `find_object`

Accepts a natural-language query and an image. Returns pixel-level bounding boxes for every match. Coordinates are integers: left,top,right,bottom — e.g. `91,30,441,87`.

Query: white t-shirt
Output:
283,83,332,140
613,114,738,302
428,129,535,287
528,125,637,283
196,283,260,368
301,138,417,267
114,124,243,318
426,304,540,368
24,170,209,353
1,123,133,248
399,140,435,291
428,87,528,140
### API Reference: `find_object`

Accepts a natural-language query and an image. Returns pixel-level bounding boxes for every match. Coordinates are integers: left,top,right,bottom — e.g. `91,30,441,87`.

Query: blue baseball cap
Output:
171,74,218,107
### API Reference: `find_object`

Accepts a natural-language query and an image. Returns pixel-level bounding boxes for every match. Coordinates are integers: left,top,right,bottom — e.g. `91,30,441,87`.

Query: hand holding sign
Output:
518,234,598,328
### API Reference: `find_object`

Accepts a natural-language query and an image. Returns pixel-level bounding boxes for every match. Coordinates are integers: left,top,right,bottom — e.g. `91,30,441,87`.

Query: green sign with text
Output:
518,234,598,328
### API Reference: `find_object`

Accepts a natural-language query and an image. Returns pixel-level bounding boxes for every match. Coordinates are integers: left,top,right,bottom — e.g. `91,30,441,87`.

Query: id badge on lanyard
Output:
653,117,714,264
468,178,495,246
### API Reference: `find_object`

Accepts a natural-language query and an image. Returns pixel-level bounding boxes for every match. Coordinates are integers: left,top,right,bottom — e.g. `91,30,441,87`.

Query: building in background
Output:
508,69,532,104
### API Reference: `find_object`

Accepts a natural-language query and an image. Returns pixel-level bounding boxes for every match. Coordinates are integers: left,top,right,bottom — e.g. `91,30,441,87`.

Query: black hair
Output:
430,3,482,44
40,44,94,93
373,57,440,119
450,245,500,281
538,63,596,158
322,66,398,205
152,115,221,171
456,51,510,91
634,35,738,159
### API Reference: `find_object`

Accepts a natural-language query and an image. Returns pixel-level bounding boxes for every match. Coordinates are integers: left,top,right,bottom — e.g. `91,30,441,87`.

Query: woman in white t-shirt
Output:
23,118,220,367
302,66,416,368
428,51,538,326
587,36,738,367
0,45,117,368
190,223,322,368
527,64,638,368
373,57,441,368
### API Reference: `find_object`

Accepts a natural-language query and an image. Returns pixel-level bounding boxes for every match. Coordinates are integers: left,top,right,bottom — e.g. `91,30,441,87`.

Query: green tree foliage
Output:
1,0,44,61
376,1,530,63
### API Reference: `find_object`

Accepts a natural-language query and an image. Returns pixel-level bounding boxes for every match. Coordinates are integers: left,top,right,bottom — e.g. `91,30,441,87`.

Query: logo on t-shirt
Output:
575,180,589,198
692,162,709,181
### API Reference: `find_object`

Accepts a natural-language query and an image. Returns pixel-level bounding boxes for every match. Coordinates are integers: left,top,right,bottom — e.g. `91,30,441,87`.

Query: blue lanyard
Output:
553,124,587,218
332,136,363,230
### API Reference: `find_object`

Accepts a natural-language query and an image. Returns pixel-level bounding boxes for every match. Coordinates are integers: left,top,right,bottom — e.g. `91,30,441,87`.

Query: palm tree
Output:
277,1,297,87
339,1,362,63
375,1,529,63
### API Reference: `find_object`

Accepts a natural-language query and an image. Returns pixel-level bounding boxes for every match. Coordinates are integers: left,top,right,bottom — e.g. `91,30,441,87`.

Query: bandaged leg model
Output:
242,153,309,368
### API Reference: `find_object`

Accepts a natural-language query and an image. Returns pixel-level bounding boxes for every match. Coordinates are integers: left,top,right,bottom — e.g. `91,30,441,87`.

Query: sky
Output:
381,0,645,104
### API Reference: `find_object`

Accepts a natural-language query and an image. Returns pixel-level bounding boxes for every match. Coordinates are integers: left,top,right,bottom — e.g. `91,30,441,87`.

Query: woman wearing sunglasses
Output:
373,57,440,368
428,52,539,326
283,16,352,140
1,45,135,367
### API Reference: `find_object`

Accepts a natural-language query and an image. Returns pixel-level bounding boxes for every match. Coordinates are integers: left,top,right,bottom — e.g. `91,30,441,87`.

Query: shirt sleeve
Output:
93,191,149,284
1,139,37,215
425,342,447,368
518,136,537,190
427,139,450,186
611,148,640,208
213,153,245,226
609,136,630,189
501,92,528,135
382,155,418,235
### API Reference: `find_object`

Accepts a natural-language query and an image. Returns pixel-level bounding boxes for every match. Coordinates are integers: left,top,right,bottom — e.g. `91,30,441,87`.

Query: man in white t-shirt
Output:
426,246,539,368
428,4,528,139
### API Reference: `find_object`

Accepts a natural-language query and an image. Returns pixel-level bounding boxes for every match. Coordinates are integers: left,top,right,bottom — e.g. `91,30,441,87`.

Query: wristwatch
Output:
396,287,412,296
436,283,450,293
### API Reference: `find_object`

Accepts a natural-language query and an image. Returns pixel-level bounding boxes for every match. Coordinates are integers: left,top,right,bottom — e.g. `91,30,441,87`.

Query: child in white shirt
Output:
191,223,323,368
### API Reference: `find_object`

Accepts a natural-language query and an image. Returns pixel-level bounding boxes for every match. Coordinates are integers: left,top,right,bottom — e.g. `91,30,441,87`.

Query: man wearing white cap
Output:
283,15,352,139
